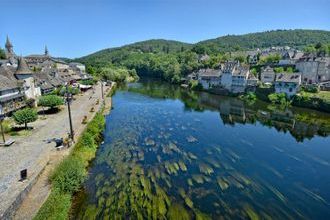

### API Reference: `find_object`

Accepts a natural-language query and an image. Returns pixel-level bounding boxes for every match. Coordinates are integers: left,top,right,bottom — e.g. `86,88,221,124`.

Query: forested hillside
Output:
197,29,330,53
75,29,330,83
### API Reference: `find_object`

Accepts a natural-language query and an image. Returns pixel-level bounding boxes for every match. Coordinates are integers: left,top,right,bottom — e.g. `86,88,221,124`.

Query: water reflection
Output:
73,79,330,219
128,80,330,142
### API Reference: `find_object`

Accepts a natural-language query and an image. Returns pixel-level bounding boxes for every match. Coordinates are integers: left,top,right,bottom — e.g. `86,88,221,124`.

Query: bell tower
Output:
5,35,14,54
45,45,49,56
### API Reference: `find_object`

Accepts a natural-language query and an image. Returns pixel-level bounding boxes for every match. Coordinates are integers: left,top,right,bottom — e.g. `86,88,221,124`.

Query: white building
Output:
197,69,221,89
15,57,41,100
260,66,276,84
69,62,86,73
295,56,330,84
275,73,301,97
220,61,257,93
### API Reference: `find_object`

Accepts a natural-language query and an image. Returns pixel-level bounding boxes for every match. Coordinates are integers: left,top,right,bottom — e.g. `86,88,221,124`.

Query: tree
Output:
250,68,257,76
13,108,38,129
234,55,246,63
59,86,79,96
38,95,64,110
0,47,6,59
303,45,317,53
286,67,294,73
86,65,96,75
274,67,284,73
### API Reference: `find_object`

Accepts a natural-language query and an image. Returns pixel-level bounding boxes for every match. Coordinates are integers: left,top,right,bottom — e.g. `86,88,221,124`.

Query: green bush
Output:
188,80,203,91
80,132,96,148
268,93,291,106
13,108,38,129
33,189,71,220
240,92,257,102
292,92,330,112
50,157,86,194
79,79,94,85
0,47,6,59
301,85,319,93
1,119,12,133
59,86,80,96
38,95,64,109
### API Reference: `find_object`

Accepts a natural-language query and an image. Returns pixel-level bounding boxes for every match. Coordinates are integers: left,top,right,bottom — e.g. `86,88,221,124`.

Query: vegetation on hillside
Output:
198,29,330,54
75,30,330,83
303,42,330,56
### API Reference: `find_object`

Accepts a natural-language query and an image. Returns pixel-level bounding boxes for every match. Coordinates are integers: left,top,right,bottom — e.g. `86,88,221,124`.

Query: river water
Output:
73,79,330,219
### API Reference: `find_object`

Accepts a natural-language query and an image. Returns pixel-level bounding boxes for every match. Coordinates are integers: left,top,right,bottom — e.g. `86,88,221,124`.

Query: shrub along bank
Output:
253,87,330,113
34,112,105,220
292,91,330,113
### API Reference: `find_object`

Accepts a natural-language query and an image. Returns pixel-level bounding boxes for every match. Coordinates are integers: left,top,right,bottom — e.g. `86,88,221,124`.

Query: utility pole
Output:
0,105,6,144
0,119,5,144
66,83,74,141
101,81,104,100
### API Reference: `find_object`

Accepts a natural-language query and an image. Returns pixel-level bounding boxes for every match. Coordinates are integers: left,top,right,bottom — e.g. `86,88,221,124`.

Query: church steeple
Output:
5,35,13,53
45,45,49,56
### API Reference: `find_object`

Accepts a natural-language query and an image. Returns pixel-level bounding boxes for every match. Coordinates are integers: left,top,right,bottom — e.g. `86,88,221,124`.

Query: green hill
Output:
77,39,191,67
75,29,330,83
197,29,330,53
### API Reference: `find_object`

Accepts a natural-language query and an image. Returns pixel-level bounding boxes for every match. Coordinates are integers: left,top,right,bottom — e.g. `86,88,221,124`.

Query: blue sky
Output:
1,0,329,58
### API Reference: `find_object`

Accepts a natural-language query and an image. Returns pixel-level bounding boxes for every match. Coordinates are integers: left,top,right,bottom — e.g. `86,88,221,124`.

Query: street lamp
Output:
101,80,104,100
66,83,74,141
0,104,5,144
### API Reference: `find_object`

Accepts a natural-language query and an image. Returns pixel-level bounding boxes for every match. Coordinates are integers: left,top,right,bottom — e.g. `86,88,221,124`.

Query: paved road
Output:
0,83,105,219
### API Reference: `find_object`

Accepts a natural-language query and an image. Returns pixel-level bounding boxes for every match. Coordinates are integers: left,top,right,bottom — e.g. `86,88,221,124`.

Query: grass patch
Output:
34,189,71,220
2,119,13,133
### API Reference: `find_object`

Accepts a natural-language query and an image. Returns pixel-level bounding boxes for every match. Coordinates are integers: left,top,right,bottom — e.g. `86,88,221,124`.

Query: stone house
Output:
69,62,86,73
15,57,41,100
275,73,301,97
0,67,25,114
221,61,256,93
260,66,276,84
197,69,221,89
295,55,330,84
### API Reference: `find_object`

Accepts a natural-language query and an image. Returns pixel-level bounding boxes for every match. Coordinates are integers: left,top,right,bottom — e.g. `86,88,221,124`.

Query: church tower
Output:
5,35,14,55
45,45,49,56
5,35,17,64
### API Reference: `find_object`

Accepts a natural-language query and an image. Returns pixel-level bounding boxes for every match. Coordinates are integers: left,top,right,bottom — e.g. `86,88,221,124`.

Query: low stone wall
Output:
1,159,47,220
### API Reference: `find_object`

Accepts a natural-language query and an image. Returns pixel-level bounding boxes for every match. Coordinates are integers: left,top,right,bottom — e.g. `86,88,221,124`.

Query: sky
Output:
0,0,329,58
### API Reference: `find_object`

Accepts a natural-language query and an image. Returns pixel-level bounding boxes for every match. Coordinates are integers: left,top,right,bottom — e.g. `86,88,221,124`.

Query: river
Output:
72,79,330,219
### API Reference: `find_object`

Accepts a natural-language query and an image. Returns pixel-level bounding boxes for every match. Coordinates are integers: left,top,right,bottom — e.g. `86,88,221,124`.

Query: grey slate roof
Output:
276,73,301,83
232,66,249,76
16,57,33,75
222,61,238,73
197,69,221,77
0,65,16,80
0,75,18,91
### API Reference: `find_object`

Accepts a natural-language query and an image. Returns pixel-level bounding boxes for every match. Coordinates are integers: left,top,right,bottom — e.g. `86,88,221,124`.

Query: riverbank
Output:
0,82,114,220
30,83,114,220
205,86,330,113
